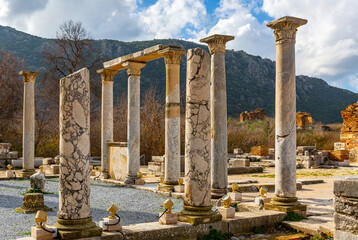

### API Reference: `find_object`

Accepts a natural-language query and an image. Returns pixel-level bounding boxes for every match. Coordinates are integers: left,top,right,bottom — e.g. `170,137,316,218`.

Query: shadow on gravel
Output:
0,182,28,189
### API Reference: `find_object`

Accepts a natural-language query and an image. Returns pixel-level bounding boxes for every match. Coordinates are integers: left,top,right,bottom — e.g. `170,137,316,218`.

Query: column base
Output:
124,175,137,184
264,196,307,216
20,169,36,179
211,188,227,199
178,205,222,225
54,217,102,239
157,180,178,192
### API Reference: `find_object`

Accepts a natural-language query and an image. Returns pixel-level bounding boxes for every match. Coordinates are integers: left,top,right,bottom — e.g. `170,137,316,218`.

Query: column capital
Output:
267,16,307,44
159,47,187,65
123,61,146,76
97,68,118,82
200,34,234,54
19,71,39,83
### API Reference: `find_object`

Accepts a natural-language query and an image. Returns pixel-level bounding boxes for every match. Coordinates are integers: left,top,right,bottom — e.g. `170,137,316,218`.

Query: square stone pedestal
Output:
135,178,145,185
159,213,177,225
264,197,307,217
99,217,122,231
6,170,14,178
254,197,271,205
31,226,54,240
174,185,184,193
228,192,242,202
218,207,235,219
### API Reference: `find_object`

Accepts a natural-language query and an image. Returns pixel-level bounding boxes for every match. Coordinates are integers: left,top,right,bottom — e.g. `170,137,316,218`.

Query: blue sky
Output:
0,0,357,92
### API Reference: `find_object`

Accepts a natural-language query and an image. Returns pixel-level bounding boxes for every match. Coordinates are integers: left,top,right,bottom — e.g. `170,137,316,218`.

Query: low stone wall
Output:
334,179,358,239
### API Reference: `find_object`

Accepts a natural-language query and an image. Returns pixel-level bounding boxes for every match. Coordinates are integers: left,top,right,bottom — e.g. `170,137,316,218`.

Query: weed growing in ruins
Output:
283,212,307,222
253,225,266,234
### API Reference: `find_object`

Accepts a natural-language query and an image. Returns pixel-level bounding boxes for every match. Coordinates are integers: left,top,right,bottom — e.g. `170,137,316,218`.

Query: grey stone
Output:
30,172,45,191
334,196,358,218
335,213,358,234
334,179,358,198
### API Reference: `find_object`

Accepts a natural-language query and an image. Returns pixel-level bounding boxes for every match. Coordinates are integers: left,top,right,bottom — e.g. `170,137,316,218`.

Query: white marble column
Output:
123,61,146,184
158,47,186,191
265,16,307,213
20,71,38,179
178,48,221,224
55,68,101,239
200,34,234,199
97,69,118,179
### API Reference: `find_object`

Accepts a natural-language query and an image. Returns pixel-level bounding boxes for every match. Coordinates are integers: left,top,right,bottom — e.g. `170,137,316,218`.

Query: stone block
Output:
42,158,53,165
218,207,235,219
334,213,358,234
229,158,250,167
99,217,122,231
334,179,358,198
108,143,128,181
334,196,358,218
233,148,243,154
329,150,350,161
250,146,269,156
152,155,165,162
0,143,11,153
6,170,13,178
254,197,271,205
159,213,177,225
31,226,54,240
227,192,242,202
335,229,358,240
174,185,184,193
335,142,346,151
90,171,96,176
135,178,145,185
228,167,264,175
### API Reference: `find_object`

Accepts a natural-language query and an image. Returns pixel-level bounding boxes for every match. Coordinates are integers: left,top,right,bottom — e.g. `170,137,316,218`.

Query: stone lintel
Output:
123,61,146,76
267,16,307,43
159,47,187,65
200,34,234,54
97,68,118,82
19,70,39,83
103,44,183,70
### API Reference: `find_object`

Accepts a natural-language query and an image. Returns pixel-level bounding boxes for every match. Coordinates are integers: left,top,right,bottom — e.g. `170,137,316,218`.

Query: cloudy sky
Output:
0,0,357,92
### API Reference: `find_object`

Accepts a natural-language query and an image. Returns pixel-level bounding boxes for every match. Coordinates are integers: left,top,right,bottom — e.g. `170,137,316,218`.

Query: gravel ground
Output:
0,179,183,240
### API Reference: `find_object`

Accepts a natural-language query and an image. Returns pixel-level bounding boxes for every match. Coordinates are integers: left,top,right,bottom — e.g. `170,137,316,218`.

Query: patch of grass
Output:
198,226,233,240
21,231,31,236
283,212,307,222
251,174,275,178
14,209,22,213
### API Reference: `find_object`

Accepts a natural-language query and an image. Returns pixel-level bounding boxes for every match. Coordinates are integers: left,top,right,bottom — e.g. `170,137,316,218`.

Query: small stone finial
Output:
159,47,187,65
123,61,146,76
200,34,234,54
163,199,174,214
178,178,183,186
137,172,143,179
107,203,119,220
19,70,39,83
97,68,118,82
90,165,93,171
35,210,48,228
222,195,232,208
259,186,268,198
266,16,307,44
232,183,239,193
7,164,12,171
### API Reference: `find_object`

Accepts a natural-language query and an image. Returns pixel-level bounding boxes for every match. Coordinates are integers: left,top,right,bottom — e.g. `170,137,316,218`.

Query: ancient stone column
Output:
20,71,39,179
178,48,221,225
265,16,307,214
123,61,146,184
54,68,101,239
97,69,118,179
200,34,234,199
158,47,187,191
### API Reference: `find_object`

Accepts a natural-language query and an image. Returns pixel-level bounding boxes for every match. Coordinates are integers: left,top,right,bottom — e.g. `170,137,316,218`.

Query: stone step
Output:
297,179,324,185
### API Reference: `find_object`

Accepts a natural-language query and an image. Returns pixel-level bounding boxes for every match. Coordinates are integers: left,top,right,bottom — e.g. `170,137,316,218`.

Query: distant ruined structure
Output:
296,112,313,129
340,101,358,162
240,108,266,122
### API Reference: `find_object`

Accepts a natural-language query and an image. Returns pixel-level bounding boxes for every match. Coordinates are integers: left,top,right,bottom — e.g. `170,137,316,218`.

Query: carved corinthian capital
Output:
97,69,118,82
123,61,146,76
200,34,234,54
19,71,39,83
159,47,187,65
267,16,307,44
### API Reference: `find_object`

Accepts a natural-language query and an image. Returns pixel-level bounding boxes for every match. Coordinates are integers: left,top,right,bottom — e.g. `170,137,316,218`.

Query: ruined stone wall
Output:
296,112,313,128
340,101,358,162
240,108,266,122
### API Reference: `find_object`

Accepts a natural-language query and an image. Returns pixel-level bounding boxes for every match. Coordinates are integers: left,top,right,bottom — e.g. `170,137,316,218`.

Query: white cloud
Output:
262,0,358,91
